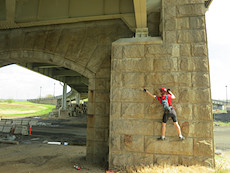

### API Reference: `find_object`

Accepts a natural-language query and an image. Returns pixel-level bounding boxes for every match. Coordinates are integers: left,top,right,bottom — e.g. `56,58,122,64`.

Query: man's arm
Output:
144,89,157,99
167,89,176,99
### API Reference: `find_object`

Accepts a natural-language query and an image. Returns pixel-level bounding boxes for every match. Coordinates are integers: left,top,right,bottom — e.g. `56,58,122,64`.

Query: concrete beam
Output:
65,76,89,86
5,0,16,22
133,0,148,37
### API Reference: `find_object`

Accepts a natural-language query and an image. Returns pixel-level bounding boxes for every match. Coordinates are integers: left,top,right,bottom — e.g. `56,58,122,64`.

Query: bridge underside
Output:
0,0,214,170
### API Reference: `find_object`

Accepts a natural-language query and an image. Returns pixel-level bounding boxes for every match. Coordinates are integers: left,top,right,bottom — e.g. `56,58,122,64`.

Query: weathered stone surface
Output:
111,119,153,135
177,30,206,43
177,4,205,17
163,0,203,7
179,57,209,72
180,44,191,57
153,58,178,72
192,44,207,57
123,45,145,58
0,120,6,125
95,79,109,90
165,31,177,43
111,72,122,87
14,126,22,134
178,88,195,103
146,45,172,57
112,45,123,59
2,125,12,133
145,136,193,155
177,17,190,30
110,102,121,119
153,122,178,137
121,88,152,102
165,19,176,31
192,72,210,87
95,102,106,115
110,87,121,102
95,91,110,103
190,16,205,29
193,104,212,120
144,103,163,120
174,104,193,120
95,68,111,79
187,121,213,138
121,103,144,118
181,156,214,167
194,138,213,156
94,128,106,142
194,88,211,104
112,59,152,72
5,120,12,125
111,152,153,168
121,135,144,152
122,73,145,87
164,6,176,19
0,126,3,132
110,133,120,151
155,155,179,165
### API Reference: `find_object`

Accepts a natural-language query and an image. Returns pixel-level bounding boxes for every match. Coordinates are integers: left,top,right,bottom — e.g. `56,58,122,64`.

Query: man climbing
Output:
144,87,185,141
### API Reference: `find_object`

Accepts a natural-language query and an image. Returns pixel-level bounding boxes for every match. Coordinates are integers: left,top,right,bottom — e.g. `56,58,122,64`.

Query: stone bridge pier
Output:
109,0,214,170
0,0,214,170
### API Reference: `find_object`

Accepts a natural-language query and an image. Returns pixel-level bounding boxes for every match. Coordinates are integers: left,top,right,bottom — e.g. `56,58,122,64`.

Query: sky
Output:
0,0,229,100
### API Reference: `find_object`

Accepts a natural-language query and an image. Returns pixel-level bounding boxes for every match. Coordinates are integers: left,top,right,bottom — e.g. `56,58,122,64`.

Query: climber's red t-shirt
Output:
157,94,172,106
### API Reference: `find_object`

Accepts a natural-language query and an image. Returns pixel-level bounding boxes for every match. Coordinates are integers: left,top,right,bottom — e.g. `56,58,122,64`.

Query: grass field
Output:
0,101,55,117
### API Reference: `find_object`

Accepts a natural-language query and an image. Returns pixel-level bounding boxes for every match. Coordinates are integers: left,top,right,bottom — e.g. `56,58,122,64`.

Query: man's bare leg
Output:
174,122,185,140
162,123,166,137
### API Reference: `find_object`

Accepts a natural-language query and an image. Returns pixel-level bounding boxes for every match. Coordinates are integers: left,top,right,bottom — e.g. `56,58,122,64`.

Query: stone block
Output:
193,104,212,120
22,126,28,135
192,44,208,57
164,6,176,19
176,72,192,87
87,127,95,141
146,44,172,58
110,87,121,102
177,30,206,43
121,135,144,152
177,17,189,30
112,59,152,73
146,72,177,86
178,88,195,103
93,141,109,155
95,102,106,115
181,156,214,167
144,103,163,120
95,91,110,103
145,136,193,155
194,88,211,104
112,45,123,59
5,120,12,125
190,16,205,29
155,155,179,165
111,152,153,168
194,138,214,156
0,120,6,125
110,133,120,151
14,126,22,134
180,44,191,57
177,4,205,17
163,0,203,7
122,73,145,87
192,72,210,87
153,122,178,137
111,72,122,87
165,31,177,43
121,88,152,103
165,19,176,31
94,128,106,142
95,79,108,90
93,116,109,129
174,104,193,120
179,57,209,72
2,125,12,133
110,102,121,119
123,45,145,58
111,119,153,135
153,58,178,72
95,68,111,79
121,103,144,119
0,126,3,132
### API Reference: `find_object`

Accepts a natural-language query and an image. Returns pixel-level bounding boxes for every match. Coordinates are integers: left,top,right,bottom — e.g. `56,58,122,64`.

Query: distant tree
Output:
6,99,14,103
45,94,54,98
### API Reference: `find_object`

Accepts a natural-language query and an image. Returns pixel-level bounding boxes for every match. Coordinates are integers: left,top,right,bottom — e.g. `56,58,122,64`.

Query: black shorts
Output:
162,108,177,123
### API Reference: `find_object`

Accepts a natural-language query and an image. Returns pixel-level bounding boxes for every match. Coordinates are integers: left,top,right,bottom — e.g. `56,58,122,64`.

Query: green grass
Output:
214,121,230,127
0,101,55,117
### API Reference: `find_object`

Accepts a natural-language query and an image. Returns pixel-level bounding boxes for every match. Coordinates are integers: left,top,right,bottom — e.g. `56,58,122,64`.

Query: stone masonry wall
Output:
109,0,214,169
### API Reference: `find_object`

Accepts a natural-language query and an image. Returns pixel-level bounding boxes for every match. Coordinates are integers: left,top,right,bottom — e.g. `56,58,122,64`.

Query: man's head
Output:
160,87,167,95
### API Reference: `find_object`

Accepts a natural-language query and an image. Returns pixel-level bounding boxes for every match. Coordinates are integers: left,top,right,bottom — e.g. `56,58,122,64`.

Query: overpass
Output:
0,0,214,169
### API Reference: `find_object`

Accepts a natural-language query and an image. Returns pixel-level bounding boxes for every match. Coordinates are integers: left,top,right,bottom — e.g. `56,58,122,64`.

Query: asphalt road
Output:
214,126,230,151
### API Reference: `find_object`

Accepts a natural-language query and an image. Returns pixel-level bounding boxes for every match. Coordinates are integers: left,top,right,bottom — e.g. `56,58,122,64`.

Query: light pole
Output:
53,83,55,97
226,85,228,105
40,86,42,99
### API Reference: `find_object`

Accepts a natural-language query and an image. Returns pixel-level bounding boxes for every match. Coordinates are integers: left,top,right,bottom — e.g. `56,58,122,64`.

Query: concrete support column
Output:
76,92,81,106
62,83,67,110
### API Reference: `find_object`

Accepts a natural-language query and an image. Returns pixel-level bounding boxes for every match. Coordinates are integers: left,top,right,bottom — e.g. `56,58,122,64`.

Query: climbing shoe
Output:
179,136,185,140
157,137,165,141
